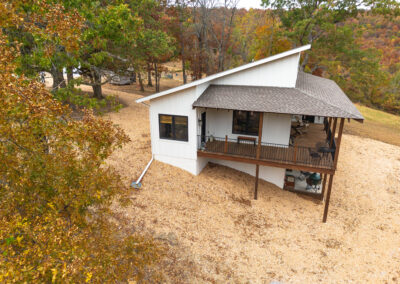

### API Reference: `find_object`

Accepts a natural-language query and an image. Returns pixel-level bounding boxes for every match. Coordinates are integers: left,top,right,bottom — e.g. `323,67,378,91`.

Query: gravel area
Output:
99,86,400,283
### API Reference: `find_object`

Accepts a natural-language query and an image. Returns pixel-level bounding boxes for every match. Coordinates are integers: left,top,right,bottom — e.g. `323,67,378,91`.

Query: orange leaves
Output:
0,5,160,281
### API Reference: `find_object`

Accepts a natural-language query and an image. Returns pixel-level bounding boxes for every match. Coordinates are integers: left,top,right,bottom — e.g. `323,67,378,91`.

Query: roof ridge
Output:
294,87,355,118
295,72,362,119
298,72,357,108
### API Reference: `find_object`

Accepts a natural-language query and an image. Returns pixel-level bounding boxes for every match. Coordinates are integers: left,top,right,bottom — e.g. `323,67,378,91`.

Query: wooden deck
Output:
198,139,335,174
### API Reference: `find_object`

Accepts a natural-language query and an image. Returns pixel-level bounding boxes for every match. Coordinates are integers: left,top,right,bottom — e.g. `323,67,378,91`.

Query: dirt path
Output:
101,87,400,283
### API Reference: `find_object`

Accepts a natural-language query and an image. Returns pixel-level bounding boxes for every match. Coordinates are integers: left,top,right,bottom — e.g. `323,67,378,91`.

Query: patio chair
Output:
308,148,321,160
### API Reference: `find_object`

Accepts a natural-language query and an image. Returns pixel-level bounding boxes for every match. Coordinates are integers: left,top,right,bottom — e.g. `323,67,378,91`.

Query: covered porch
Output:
192,78,362,222
197,122,335,173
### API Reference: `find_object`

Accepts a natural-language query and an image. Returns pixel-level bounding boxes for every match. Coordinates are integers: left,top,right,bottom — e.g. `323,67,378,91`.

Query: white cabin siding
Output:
200,108,290,188
146,51,303,188
204,109,291,145
213,54,300,88
149,87,198,174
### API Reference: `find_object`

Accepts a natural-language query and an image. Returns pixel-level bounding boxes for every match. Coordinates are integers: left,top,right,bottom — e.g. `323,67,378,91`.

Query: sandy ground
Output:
82,85,400,283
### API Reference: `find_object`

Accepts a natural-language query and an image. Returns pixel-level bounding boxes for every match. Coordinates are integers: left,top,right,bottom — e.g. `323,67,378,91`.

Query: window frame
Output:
232,110,260,136
158,114,189,142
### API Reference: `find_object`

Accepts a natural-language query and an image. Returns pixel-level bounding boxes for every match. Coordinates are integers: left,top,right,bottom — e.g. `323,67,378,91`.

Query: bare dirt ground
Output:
81,85,400,283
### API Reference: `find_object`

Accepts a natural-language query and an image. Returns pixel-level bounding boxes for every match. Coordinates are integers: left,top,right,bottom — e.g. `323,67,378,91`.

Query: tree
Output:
0,2,162,282
128,0,175,92
231,8,291,64
262,0,400,68
261,0,399,111
3,1,83,90
77,3,142,99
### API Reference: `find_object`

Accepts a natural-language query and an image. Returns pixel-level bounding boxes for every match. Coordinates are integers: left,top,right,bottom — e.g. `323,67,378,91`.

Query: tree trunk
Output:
92,69,103,99
218,1,226,72
67,66,74,86
147,63,153,86
138,73,144,92
180,22,187,84
51,65,66,90
154,62,160,93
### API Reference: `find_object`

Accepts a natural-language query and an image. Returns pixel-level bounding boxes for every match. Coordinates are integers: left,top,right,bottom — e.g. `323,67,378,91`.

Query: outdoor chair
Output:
308,148,321,160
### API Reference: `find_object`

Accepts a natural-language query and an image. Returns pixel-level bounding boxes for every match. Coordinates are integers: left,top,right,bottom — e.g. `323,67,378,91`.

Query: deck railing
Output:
198,135,334,169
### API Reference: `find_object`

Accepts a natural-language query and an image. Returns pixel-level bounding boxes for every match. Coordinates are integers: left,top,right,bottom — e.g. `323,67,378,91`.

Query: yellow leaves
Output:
85,272,92,283
16,235,23,245
51,268,57,283
48,203,56,211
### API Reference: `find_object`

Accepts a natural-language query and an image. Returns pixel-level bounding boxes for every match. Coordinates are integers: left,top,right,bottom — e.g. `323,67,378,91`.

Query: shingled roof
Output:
192,72,364,120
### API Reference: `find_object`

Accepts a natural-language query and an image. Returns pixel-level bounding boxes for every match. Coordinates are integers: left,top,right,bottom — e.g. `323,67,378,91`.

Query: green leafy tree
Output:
77,2,142,99
128,0,175,92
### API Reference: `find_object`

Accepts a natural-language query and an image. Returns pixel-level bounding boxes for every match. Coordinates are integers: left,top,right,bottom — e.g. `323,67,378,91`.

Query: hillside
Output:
95,86,400,283
345,104,400,147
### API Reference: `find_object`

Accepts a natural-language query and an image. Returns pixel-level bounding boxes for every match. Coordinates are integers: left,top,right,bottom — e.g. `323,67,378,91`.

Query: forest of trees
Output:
1,0,400,282
3,0,400,113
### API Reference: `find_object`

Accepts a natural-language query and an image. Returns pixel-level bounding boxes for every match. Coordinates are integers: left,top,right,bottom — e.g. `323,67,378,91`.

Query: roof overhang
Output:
192,71,364,121
192,84,363,120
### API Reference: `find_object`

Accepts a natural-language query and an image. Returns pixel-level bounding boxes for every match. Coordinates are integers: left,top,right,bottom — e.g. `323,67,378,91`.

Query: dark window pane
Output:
247,112,260,135
174,116,188,141
232,110,260,136
233,110,247,134
159,114,188,141
159,115,173,139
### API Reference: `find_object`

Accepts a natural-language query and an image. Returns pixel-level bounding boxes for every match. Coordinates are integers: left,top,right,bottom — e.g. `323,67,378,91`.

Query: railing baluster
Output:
224,135,228,153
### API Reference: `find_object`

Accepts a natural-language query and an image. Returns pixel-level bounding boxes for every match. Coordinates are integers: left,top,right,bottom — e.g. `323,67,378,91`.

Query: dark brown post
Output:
224,135,228,153
330,118,337,147
254,112,264,200
333,118,345,169
254,165,260,200
293,142,298,163
323,174,334,223
319,173,327,201
327,117,332,139
256,113,264,159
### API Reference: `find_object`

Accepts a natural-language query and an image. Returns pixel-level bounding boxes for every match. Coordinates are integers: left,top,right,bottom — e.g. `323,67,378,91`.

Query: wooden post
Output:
333,118,345,169
254,165,260,200
293,142,297,163
320,173,327,201
323,174,334,223
256,113,263,159
254,112,264,200
327,117,332,139
224,135,228,153
330,118,337,147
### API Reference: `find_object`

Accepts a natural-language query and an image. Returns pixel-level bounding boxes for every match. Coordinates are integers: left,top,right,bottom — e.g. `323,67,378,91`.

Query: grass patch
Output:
345,104,400,146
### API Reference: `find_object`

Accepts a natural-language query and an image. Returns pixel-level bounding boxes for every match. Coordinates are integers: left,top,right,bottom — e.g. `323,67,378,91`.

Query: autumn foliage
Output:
0,1,162,282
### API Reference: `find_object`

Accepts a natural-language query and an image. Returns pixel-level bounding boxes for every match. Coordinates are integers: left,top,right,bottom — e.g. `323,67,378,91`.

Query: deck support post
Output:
323,174,334,223
330,118,337,147
333,118,345,169
320,173,327,201
327,117,332,140
254,165,260,200
254,112,264,200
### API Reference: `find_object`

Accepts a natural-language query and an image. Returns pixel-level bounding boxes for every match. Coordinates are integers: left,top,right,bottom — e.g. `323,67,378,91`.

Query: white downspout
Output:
131,155,154,189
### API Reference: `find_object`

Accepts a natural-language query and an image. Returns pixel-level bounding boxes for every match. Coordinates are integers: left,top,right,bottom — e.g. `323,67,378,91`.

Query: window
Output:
159,114,188,141
232,110,260,136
